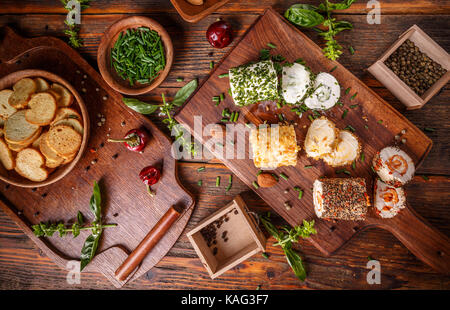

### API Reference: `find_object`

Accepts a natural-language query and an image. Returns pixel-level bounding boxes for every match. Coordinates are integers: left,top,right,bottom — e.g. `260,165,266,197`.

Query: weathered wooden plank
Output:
0,162,449,289
1,0,449,15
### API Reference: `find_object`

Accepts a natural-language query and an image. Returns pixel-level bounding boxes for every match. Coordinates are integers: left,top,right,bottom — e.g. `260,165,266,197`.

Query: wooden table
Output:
0,0,449,290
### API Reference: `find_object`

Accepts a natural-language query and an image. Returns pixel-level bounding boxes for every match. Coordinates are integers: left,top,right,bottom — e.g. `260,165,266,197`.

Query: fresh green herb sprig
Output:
32,181,117,271
260,215,316,281
284,0,355,60
123,79,198,155
61,0,90,48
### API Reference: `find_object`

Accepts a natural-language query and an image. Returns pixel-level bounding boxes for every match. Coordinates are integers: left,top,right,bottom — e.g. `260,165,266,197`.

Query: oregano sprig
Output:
260,214,317,281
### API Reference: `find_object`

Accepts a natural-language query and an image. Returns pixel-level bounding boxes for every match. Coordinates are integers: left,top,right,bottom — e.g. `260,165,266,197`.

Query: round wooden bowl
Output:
97,16,174,95
0,69,89,188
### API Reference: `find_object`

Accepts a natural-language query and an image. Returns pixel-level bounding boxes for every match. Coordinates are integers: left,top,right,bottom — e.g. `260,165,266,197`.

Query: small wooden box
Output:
368,24,450,110
170,0,230,23
187,195,266,279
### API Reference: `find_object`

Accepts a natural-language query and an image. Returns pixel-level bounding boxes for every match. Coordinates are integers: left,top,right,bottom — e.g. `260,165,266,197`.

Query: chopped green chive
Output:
364,124,369,129
336,169,351,175
228,88,232,96
197,167,205,172
308,114,314,122
342,109,348,119
212,96,220,102
349,46,355,55
219,93,224,101
176,77,184,82
371,166,376,173
424,127,435,132
350,104,358,109
378,120,383,124
337,101,343,106
280,173,289,180
197,180,202,186
298,190,303,200
304,165,313,169
222,108,230,117
233,111,239,122
278,114,284,121
330,65,338,72
345,87,351,94
267,42,277,49
421,175,429,181
256,170,263,176
216,176,220,187
271,173,279,181
352,161,356,170
218,73,229,78
344,124,356,132
360,152,365,162
350,93,358,100
220,118,229,122
209,61,214,69
252,181,259,189
262,252,269,259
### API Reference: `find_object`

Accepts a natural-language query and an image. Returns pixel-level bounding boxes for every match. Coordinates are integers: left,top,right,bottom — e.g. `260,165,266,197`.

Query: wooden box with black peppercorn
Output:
187,195,266,279
368,24,449,110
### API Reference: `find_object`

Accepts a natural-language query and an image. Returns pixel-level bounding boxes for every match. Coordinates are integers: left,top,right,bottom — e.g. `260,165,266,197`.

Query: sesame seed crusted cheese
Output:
249,124,299,169
313,178,369,221
229,60,279,106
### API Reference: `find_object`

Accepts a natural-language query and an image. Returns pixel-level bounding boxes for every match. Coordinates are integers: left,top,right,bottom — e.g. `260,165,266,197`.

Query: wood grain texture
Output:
0,27,195,287
175,8,436,260
0,0,449,289
170,0,231,23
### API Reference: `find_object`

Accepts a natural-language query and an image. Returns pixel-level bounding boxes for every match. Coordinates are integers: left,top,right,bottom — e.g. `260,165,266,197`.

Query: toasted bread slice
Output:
32,134,42,149
52,107,81,124
0,89,17,120
25,92,57,125
52,118,83,135
4,110,40,144
51,83,73,107
15,148,48,182
47,89,61,102
61,153,76,165
34,78,50,92
8,78,36,109
0,138,14,170
39,132,64,163
46,125,81,157
7,126,41,151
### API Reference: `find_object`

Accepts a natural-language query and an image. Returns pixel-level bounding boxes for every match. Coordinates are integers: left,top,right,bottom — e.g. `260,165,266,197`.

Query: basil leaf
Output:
80,233,101,271
318,0,356,11
77,211,84,225
123,98,160,115
171,79,198,107
332,20,353,34
283,245,306,281
285,4,325,28
89,181,101,221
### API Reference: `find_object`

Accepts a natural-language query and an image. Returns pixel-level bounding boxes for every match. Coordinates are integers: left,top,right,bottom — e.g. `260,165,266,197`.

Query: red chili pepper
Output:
107,129,149,152
139,166,161,196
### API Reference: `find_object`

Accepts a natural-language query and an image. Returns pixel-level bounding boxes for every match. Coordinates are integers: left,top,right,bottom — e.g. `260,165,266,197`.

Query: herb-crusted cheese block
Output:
229,60,278,106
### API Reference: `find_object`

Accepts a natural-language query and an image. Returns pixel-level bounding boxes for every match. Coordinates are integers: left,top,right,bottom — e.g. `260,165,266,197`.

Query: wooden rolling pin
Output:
115,205,181,281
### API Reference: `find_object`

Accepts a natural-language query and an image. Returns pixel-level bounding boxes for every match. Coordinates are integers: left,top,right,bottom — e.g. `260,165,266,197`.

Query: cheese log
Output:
229,60,278,106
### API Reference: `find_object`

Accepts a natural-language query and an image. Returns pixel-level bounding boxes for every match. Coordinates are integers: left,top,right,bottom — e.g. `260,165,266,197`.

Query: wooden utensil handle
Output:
368,205,450,275
115,206,181,281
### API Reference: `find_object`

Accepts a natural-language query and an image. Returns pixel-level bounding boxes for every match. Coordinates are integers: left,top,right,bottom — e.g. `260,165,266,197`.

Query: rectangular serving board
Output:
175,8,433,255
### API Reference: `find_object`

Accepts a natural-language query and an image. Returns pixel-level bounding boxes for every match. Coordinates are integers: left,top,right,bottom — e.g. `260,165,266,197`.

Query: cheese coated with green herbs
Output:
228,60,278,106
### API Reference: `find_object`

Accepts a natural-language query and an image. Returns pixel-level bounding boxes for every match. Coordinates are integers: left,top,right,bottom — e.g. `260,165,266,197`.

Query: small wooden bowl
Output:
97,16,174,95
0,69,89,188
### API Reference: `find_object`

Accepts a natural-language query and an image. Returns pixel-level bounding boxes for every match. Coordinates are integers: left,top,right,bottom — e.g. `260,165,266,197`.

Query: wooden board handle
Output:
367,205,450,275
115,206,181,281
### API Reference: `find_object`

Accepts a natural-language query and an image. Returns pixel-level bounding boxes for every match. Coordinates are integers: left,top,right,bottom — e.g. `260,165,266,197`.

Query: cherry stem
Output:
146,185,155,197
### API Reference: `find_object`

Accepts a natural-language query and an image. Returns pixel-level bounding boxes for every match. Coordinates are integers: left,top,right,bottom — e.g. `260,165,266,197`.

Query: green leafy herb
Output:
349,46,355,55
421,175,429,181
216,176,220,187
176,77,184,82
267,43,277,49
197,167,205,172
32,181,117,271
260,216,316,281
424,127,435,132
197,180,203,186
62,1,90,48
260,48,271,61
284,4,325,28
280,173,289,180
330,65,338,72
123,80,198,155
344,124,355,132
218,73,229,78
342,109,348,119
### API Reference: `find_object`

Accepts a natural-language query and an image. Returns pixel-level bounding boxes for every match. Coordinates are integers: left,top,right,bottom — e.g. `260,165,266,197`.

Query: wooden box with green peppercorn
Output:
368,24,449,109
187,195,266,279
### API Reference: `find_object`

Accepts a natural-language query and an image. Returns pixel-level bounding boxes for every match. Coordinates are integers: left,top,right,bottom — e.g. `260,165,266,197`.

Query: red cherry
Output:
206,21,233,49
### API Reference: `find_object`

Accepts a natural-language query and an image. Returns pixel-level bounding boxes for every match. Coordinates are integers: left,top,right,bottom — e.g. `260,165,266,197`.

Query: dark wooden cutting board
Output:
0,27,195,287
176,8,450,274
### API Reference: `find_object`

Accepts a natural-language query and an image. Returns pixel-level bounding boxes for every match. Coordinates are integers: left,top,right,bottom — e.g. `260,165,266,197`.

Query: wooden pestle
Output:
115,205,181,281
